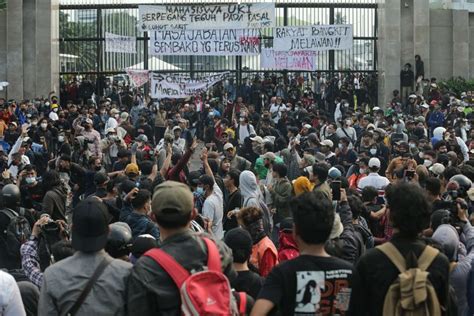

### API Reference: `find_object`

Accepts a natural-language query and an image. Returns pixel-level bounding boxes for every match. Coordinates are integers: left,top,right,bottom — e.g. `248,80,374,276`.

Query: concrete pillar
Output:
452,9,470,78
414,0,431,78
429,10,453,80
23,0,37,99
6,0,23,99
378,0,402,106
0,9,7,99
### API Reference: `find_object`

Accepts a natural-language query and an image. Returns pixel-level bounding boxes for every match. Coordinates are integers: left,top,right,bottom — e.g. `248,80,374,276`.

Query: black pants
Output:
154,127,166,145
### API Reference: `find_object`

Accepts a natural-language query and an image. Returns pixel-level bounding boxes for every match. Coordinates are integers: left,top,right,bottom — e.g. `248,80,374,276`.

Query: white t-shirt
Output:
49,111,59,121
270,103,287,123
202,183,224,239
358,173,390,191
0,270,26,316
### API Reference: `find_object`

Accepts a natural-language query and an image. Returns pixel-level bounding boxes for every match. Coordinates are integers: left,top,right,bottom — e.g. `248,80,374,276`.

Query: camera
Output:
442,190,468,231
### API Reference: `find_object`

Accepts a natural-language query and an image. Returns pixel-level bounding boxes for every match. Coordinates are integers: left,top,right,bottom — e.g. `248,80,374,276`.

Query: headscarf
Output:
293,176,314,196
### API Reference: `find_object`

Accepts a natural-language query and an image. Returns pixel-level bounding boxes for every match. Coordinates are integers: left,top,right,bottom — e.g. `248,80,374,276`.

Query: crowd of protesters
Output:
0,66,474,315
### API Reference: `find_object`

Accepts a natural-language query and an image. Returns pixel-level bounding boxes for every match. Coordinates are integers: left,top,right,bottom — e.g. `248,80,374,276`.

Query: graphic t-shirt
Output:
257,255,353,315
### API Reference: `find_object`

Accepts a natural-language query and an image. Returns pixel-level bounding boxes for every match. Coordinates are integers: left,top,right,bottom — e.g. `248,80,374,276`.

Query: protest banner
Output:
105,32,136,53
150,72,229,99
138,3,274,31
261,48,317,71
149,29,261,56
273,25,353,52
125,69,150,88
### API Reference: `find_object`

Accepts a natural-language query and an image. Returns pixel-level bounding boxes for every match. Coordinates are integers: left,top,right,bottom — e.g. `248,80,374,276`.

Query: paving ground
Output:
189,142,206,172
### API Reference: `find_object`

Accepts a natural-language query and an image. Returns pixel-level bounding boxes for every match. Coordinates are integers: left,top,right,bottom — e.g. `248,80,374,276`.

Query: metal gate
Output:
59,0,377,96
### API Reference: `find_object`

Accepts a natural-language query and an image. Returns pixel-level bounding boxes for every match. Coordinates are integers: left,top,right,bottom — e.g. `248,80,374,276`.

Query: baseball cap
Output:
172,126,182,132
105,128,116,135
408,94,417,99
85,118,93,125
320,139,333,148
94,172,110,185
224,227,252,263
429,163,445,176
198,174,215,187
110,108,120,115
223,143,234,151
152,181,194,217
125,163,139,175
328,167,342,179
303,124,312,129
120,112,129,120
136,134,148,143
368,157,381,168
250,136,264,144
71,197,109,253
261,152,276,161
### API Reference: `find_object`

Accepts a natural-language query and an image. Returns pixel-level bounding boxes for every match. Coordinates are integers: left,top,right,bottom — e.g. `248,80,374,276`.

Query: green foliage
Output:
438,77,474,95
0,0,6,10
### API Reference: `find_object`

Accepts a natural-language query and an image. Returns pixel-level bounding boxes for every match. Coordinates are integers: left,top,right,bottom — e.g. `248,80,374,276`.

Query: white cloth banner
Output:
149,29,261,56
261,48,317,71
125,69,150,88
273,25,353,52
105,32,136,53
151,72,229,99
138,3,274,31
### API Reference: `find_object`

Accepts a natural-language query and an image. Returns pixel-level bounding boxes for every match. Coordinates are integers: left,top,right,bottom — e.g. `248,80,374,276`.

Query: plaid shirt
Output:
20,237,43,288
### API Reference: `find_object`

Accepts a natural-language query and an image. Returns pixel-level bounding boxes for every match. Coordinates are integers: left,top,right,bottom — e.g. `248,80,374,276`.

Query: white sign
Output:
261,48,317,71
138,3,274,31
273,25,353,52
151,72,229,99
105,32,136,53
149,29,261,56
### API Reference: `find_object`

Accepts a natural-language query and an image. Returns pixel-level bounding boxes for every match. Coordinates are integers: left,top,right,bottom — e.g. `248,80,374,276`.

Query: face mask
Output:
345,120,352,126
53,108,58,112
114,114,120,119
423,159,433,167
95,165,102,171
338,143,344,150
58,135,65,142
369,148,377,155
419,152,424,159
393,124,398,130
409,143,416,149
25,176,36,184
196,187,204,195
31,121,37,126
41,123,47,129
359,168,366,174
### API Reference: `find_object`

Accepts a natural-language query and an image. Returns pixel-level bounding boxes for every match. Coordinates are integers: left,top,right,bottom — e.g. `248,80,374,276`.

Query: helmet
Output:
105,222,133,259
449,174,472,197
1,184,20,208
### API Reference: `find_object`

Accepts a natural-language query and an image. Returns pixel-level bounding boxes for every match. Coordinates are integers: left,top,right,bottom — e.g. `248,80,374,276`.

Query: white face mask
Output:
40,123,48,129
409,143,416,149
423,159,433,167
369,148,377,155
58,135,65,142
345,119,352,126
25,176,36,185
52,108,58,112
338,143,344,150
359,168,366,174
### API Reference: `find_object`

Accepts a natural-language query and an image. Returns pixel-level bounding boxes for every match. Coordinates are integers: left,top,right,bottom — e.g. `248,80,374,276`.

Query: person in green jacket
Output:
267,163,293,224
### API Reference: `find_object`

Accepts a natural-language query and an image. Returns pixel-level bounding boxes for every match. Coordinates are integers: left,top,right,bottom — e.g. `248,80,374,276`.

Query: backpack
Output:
0,208,31,261
377,242,442,316
144,237,245,316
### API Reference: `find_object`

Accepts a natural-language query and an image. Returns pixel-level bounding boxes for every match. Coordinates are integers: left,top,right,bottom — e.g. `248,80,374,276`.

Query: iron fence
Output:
59,1,378,98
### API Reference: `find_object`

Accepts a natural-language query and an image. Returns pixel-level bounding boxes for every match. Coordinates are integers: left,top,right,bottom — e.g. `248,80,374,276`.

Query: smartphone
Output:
405,170,415,180
331,181,341,201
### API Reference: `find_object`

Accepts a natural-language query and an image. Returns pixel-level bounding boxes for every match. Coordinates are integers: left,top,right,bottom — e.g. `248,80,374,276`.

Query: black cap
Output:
94,172,110,185
71,197,109,253
188,171,202,186
224,228,252,263
198,174,214,187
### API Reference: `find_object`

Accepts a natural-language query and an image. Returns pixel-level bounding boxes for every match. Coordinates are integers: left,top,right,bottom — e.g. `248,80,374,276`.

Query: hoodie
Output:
278,231,299,262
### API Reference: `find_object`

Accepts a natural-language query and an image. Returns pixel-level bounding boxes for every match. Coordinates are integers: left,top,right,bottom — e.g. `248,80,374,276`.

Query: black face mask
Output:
95,165,102,171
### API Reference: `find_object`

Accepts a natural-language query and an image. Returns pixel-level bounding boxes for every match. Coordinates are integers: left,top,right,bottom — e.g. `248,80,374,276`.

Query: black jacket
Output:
350,235,450,316
127,231,236,316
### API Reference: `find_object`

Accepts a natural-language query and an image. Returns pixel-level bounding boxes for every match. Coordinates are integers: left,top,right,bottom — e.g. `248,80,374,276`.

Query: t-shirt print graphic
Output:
295,271,325,313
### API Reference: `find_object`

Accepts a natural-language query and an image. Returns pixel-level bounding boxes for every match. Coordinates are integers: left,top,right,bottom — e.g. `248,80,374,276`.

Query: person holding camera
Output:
20,215,71,288
101,128,125,170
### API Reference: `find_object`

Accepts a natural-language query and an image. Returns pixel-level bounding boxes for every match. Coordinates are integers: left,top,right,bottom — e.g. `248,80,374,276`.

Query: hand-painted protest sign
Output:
105,32,136,53
149,29,261,56
138,3,274,31
261,48,317,71
273,25,353,52
125,69,150,88
151,72,229,99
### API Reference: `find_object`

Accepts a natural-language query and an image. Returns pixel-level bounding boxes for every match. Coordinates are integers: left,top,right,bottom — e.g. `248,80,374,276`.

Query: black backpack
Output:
0,208,31,261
